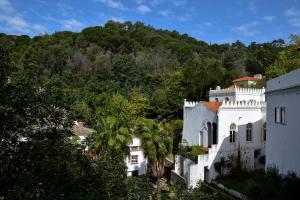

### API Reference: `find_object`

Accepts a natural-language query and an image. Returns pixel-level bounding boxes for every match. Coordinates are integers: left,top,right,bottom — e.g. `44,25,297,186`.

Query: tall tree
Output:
137,119,172,200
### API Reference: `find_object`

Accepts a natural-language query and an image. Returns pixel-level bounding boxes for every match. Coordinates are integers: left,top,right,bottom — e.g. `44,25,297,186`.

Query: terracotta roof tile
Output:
203,102,222,113
232,76,260,82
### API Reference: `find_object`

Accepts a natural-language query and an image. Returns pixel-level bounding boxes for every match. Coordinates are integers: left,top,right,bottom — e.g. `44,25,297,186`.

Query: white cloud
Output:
138,4,151,13
289,18,300,28
95,0,127,10
285,8,300,16
0,0,30,34
33,24,47,33
62,19,84,31
159,10,171,17
263,15,276,22
233,22,260,36
110,16,125,22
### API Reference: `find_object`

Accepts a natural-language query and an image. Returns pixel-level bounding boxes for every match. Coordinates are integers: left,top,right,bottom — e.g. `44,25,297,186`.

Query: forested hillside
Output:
1,20,299,120
1,20,300,199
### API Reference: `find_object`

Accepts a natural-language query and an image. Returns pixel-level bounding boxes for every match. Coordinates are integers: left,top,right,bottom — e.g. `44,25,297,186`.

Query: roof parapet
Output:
209,87,265,94
221,100,266,108
184,99,199,107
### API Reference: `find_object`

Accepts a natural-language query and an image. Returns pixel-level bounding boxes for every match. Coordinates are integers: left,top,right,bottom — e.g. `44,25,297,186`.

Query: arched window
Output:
207,122,212,147
215,98,219,102
263,123,266,141
229,123,236,143
225,97,229,101
246,123,252,141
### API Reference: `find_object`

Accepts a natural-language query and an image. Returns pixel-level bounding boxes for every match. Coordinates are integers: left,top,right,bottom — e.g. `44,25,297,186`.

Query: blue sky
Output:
0,0,300,44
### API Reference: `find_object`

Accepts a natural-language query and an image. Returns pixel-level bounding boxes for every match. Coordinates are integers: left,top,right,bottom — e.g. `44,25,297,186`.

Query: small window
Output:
131,155,138,164
229,123,236,143
246,123,252,141
263,123,266,141
280,107,286,125
275,107,280,123
130,146,140,151
275,107,286,125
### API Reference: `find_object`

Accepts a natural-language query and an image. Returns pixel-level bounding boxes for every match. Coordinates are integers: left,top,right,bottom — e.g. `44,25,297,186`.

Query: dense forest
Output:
1,20,300,199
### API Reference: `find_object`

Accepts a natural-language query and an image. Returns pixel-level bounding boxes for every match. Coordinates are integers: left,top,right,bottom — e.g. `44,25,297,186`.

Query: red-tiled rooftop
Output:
203,102,222,113
232,76,261,83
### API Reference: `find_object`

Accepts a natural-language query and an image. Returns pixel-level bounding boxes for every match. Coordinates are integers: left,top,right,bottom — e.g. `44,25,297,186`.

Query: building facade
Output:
266,68,300,176
174,78,266,188
126,136,147,176
72,122,147,176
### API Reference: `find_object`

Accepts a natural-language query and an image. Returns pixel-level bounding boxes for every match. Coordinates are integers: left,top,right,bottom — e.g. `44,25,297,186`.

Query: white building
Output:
174,78,266,188
72,121,147,176
266,68,300,176
126,136,147,176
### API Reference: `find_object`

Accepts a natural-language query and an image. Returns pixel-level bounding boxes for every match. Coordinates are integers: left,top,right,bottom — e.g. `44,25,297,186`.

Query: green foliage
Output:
164,120,183,155
173,182,230,200
127,176,154,200
265,35,300,79
1,22,299,200
136,119,173,200
89,116,131,159
178,145,208,163
217,168,300,200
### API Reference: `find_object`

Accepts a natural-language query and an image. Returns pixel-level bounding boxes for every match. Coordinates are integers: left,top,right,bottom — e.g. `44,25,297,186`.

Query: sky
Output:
0,0,300,44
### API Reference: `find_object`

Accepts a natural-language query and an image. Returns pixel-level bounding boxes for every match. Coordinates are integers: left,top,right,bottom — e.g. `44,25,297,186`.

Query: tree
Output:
89,116,132,159
137,119,172,200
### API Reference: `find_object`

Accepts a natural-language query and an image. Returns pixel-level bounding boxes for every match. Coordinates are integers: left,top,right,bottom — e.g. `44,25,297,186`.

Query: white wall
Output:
209,88,265,102
178,102,266,188
126,137,147,176
266,86,300,175
183,102,217,146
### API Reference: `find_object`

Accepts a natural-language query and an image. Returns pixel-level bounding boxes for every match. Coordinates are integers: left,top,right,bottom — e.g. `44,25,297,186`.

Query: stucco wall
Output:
209,88,265,102
266,86,300,175
182,102,217,146
126,137,147,176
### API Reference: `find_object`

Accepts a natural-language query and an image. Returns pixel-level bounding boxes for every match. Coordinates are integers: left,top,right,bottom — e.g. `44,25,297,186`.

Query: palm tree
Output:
89,116,132,159
137,119,172,200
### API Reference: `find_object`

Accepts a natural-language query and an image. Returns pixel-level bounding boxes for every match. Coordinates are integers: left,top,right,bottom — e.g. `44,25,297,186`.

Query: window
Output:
213,123,218,145
229,123,236,143
207,122,212,147
246,123,252,141
275,107,280,123
130,146,141,151
275,107,286,125
280,107,286,125
131,155,138,164
263,123,266,141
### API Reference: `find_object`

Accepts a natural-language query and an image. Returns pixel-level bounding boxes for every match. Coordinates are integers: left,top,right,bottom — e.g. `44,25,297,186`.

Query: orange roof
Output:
232,76,260,82
203,102,222,113
225,85,241,90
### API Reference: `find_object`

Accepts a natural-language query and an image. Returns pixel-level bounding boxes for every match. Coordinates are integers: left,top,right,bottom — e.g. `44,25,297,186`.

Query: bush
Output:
178,145,208,163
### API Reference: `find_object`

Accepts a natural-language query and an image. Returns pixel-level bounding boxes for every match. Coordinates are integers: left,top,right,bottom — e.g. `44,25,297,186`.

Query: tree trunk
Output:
156,176,161,200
